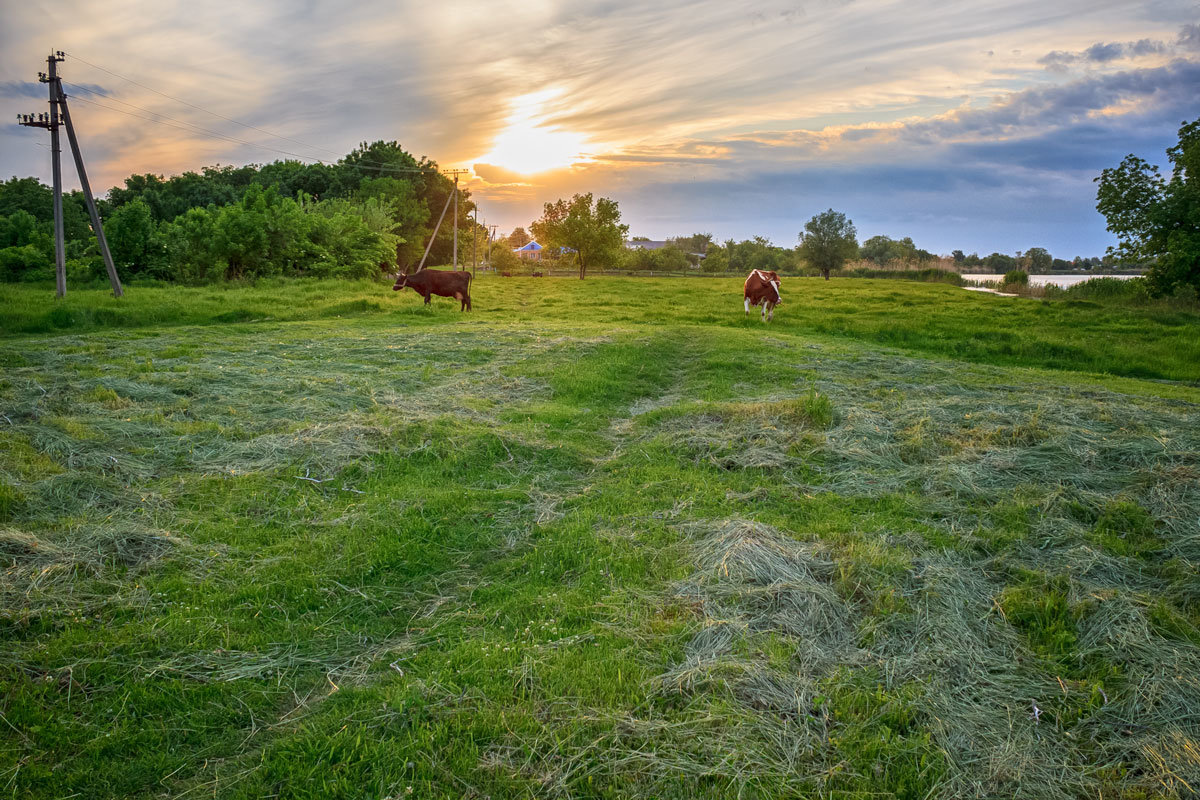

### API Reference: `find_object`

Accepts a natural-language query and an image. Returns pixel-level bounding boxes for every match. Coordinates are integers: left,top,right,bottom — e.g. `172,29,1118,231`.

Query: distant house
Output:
514,240,543,261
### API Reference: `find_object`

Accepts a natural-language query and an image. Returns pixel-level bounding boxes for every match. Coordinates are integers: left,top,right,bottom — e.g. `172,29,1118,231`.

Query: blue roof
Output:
515,241,542,251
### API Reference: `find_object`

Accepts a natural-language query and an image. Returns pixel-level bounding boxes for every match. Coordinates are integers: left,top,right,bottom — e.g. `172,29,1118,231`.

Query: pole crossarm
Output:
15,51,123,297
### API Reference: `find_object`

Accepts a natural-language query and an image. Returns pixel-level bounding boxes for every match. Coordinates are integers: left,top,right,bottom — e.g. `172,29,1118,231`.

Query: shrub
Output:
1003,269,1029,285
1063,277,1151,304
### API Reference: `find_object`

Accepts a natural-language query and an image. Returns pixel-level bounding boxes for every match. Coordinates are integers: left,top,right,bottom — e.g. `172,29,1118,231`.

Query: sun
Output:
479,90,588,175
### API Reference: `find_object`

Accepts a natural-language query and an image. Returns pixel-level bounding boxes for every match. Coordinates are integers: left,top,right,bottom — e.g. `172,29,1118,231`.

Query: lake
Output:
961,273,1140,288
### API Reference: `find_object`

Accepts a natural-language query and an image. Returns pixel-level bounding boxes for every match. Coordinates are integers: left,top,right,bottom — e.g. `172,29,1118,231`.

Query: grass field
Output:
2,275,1199,799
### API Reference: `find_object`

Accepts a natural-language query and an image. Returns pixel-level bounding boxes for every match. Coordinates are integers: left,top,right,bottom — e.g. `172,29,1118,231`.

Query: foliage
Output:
1096,117,1200,295
0,140,479,285
799,209,858,279
841,266,963,285
531,192,628,279
666,232,714,256
703,236,798,274
104,199,159,277
622,244,691,272
488,241,522,273
1003,269,1029,286
1063,276,1152,303
860,234,935,266
1020,247,1052,272
983,252,1017,272
508,226,532,248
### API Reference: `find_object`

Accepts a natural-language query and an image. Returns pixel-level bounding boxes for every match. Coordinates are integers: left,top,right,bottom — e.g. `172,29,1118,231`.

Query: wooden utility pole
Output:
443,169,469,270
19,51,123,297
472,205,478,278
56,83,122,297
415,185,454,273
47,53,65,297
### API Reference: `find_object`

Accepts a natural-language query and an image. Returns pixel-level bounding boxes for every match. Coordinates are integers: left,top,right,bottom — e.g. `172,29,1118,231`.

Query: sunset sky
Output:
2,0,1197,257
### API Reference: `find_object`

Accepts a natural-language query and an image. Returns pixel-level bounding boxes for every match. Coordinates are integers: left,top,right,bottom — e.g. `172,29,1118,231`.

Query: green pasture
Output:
2,275,1199,799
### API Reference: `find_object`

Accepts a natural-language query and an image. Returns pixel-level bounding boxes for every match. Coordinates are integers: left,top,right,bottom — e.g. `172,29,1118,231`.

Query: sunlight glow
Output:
479,90,588,175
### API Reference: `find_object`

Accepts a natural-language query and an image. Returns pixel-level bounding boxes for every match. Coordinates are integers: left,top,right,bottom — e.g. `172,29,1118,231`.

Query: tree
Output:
105,199,159,276
799,209,857,279
1096,117,1200,295
508,227,531,248
1022,247,1052,272
531,193,627,279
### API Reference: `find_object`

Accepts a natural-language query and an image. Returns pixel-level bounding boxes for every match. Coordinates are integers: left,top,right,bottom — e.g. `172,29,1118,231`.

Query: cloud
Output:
1037,24,1193,71
1180,23,1200,50
2,0,1197,256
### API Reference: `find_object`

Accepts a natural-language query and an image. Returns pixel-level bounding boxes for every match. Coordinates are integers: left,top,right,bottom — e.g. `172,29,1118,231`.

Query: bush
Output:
1063,277,1151,304
1003,269,1029,285
488,242,523,273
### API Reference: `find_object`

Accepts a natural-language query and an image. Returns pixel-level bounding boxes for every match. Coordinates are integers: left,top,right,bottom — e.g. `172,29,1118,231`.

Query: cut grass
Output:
0,277,1198,798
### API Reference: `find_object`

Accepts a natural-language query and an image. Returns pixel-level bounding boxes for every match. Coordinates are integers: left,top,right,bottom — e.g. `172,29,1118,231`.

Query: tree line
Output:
0,141,482,284
493,202,1112,279
3,116,1194,296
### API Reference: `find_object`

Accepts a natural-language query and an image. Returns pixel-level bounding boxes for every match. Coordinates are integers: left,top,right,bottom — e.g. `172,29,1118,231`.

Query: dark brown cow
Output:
393,269,473,311
743,269,782,321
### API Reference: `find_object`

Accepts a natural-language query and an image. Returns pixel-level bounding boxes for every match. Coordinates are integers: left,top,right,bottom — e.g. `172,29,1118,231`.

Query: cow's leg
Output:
744,297,750,315
465,293,472,311
423,292,431,305
761,303,767,322
768,303,774,322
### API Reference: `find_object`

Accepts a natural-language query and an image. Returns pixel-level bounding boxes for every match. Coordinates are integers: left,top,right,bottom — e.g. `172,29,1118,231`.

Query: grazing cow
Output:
743,269,782,322
393,269,473,311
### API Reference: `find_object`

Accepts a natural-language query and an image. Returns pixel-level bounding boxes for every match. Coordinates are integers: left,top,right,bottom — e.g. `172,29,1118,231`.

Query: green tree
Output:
489,241,522,273
983,252,1017,272
105,199,160,276
531,193,627,279
0,176,54,220
1022,247,1052,272
1096,117,1200,295
799,209,858,280
508,227,532,248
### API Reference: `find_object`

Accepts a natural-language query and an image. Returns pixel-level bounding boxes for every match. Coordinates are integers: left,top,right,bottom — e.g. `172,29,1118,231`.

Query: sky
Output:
2,0,1198,257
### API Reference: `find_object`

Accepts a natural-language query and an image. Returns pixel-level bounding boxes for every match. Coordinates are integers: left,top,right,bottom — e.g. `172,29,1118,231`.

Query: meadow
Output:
2,274,1199,799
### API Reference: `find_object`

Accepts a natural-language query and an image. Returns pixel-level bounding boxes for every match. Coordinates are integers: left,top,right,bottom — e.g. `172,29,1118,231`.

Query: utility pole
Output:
443,169,469,270
487,225,498,271
472,205,478,278
56,82,122,297
19,51,123,297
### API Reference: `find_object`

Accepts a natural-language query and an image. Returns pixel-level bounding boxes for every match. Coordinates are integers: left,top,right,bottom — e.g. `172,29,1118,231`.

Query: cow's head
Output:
392,272,409,291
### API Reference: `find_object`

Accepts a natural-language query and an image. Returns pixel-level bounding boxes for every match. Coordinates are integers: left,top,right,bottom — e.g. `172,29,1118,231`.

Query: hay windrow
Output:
0,325,599,625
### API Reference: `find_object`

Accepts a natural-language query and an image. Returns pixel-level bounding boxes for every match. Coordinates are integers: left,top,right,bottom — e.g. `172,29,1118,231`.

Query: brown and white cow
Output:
743,269,782,321
393,269,473,311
